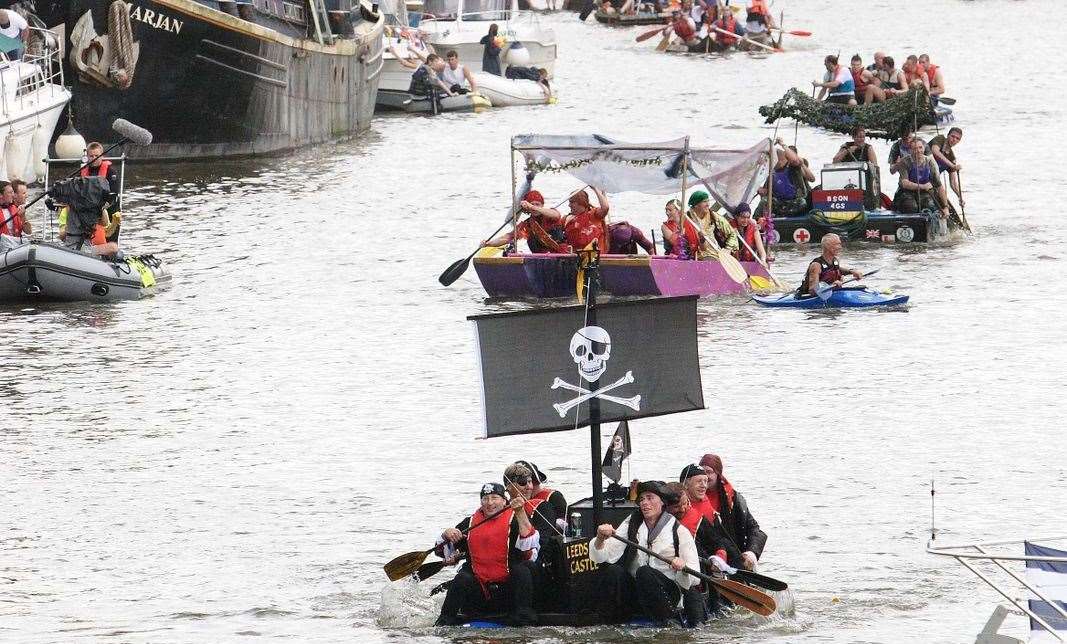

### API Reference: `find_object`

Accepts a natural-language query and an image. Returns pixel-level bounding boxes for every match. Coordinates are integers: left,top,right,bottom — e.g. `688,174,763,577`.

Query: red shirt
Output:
0,205,23,237
564,207,608,251
690,493,720,525
663,219,700,256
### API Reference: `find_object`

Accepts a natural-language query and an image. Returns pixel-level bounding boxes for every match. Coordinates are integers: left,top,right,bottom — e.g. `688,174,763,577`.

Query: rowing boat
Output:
595,9,669,25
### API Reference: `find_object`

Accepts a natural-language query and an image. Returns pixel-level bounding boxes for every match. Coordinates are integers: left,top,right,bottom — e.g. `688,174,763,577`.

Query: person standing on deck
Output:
928,127,964,208
796,233,863,297
814,55,856,105
698,454,767,571
479,24,503,76
687,191,737,259
434,483,540,626
590,481,700,626
0,8,28,60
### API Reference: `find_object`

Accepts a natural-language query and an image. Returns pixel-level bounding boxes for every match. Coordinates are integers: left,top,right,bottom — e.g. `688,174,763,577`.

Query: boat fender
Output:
127,257,156,288
505,41,531,66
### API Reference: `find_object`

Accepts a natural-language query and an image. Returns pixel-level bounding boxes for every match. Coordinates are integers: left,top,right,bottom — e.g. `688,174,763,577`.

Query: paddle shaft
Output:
635,25,664,42
710,25,779,53
768,27,810,36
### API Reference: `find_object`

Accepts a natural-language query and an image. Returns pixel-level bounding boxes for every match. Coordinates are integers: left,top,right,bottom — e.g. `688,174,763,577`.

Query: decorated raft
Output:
758,87,952,140
472,134,777,299
595,9,670,25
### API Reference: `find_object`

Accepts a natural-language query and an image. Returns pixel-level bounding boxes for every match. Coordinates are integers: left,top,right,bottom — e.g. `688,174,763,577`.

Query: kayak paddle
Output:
383,507,507,580
815,268,881,301
609,534,776,616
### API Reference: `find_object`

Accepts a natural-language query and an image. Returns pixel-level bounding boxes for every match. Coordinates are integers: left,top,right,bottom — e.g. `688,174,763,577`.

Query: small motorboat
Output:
0,241,169,303
375,90,491,113
752,286,908,309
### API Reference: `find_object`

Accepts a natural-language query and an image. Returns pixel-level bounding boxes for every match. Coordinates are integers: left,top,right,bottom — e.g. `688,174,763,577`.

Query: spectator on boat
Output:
797,233,863,297
479,24,503,76
756,139,814,217
929,127,964,207
699,454,767,572
661,198,701,259
503,463,559,547
889,130,929,171
687,191,737,259
893,137,949,217
563,188,610,252
481,190,566,253
902,55,929,91
848,55,879,105
434,482,540,626
608,222,654,255
0,180,29,242
873,55,908,101
919,53,945,103
813,55,856,105
590,481,700,626
710,9,745,51
730,203,765,264
744,0,777,44
0,8,28,60
514,460,569,532
441,50,478,95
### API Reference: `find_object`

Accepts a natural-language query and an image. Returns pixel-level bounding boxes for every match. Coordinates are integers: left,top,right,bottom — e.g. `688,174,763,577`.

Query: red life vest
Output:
0,205,23,237
80,160,112,178
925,63,940,87
673,16,696,42
467,507,514,587
564,207,608,251
904,66,927,87
732,221,759,262
663,218,700,256
851,67,870,94
690,493,720,525
714,15,738,45
678,506,703,536
531,487,554,502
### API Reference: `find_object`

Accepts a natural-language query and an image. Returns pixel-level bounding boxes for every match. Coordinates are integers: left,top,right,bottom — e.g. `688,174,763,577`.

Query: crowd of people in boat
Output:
637,0,776,53
815,51,946,106
433,455,766,627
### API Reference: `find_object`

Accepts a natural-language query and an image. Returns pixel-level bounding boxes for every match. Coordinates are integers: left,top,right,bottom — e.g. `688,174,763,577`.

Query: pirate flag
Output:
601,421,632,483
468,296,705,438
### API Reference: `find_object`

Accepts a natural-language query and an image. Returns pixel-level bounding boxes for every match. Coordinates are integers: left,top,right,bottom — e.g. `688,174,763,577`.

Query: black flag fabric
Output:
602,421,632,483
468,296,705,438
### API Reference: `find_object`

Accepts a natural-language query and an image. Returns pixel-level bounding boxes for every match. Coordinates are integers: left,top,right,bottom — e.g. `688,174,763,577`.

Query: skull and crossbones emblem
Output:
551,325,641,418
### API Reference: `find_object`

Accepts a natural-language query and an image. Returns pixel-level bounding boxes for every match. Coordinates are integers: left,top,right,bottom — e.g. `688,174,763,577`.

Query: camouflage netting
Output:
758,86,938,140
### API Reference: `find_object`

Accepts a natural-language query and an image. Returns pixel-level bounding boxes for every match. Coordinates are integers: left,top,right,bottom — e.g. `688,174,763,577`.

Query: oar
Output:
683,212,748,285
414,559,448,581
710,25,782,53
438,219,512,286
815,268,880,301
957,172,971,232
383,506,508,581
936,96,957,105
636,25,665,42
609,533,776,616
719,563,789,592
769,27,810,37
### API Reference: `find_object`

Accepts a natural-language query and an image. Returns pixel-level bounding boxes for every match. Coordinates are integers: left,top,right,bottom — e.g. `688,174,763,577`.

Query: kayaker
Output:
798,233,863,297
729,203,766,264
563,188,610,252
434,482,540,626
481,190,566,253
687,191,738,259
928,127,964,207
514,460,569,532
893,137,950,217
919,53,945,104
813,55,856,105
478,24,503,76
661,198,701,259
441,50,478,95
756,139,814,217
699,454,767,572
590,481,700,626
503,462,559,548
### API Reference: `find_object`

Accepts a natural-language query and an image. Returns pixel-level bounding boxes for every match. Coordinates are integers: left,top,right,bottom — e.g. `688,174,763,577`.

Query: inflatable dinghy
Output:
471,72,554,107
376,90,491,113
0,241,169,303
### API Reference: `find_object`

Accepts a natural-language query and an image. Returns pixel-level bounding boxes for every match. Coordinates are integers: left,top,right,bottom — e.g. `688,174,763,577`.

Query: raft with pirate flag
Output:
406,256,774,626
470,134,775,299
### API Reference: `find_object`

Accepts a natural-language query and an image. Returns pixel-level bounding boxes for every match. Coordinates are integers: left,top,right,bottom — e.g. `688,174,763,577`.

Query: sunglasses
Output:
509,475,531,485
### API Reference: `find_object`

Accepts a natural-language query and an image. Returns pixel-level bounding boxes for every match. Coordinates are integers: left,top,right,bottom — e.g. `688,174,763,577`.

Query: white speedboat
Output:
0,26,71,183
418,0,557,77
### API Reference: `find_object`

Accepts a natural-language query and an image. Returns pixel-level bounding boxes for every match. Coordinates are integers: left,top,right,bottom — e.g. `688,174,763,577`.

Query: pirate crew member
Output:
515,460,569,532
797,233,863,297
687,191,738,259
589,481,701,626
563,187,610,252
729,203,766,264
668,474,736,620
435,482,540,626
503,463,559,546
661,198,701,259
482,190,566,253
699,454,768,572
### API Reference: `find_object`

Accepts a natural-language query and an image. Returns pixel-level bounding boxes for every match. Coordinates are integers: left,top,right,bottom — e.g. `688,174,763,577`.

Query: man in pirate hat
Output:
515,460,568,532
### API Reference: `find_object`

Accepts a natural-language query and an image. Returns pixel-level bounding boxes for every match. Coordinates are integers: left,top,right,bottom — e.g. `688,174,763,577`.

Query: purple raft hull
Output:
473,254,770,299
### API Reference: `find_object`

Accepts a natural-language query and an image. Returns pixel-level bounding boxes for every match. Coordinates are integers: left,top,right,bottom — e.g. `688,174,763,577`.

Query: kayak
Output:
753,287,909,309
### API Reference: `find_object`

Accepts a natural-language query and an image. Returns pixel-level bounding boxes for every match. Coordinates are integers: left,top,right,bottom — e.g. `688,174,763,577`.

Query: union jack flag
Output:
866,229,881,239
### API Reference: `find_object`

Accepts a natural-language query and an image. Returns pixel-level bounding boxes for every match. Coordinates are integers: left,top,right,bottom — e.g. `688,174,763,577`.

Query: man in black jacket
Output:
699,453,767,571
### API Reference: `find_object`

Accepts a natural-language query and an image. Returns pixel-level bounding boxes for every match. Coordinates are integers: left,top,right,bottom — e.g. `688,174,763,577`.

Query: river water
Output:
3,0,1066,642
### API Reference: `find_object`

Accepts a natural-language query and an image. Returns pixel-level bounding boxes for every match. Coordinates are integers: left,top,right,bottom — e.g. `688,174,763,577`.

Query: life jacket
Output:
531,487,554,502
678,506,703,536
800,256,843,293
732,221,759,262
621,511,681,570
79,160,112,179
906,156,933,186
467,507,515,588
904,66,927,87
0,204,23,237
772,166,798,200
663,218,700,258
746,0,768,24
925,63,941,88
564,208,608,252
851,67,870,94
673,16,696,42
714,14,738,45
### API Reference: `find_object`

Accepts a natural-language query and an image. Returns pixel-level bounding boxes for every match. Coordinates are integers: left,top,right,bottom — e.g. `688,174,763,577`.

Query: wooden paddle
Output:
609,534,777,616
769,27,810,36
635,25,665,42
438,219,512,286
722,564,789,592
710,25,782,53
956,171,971,232
684,212,749,285
383,506,508,580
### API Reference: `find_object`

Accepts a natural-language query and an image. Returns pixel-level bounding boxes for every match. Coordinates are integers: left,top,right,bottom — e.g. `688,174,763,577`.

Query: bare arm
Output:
832,144,853,163
800,159,816,183
805,262,821,296
464,66,477,93
592,186,610,217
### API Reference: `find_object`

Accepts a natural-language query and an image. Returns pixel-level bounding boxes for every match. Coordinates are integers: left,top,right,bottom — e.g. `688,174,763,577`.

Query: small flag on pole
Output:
601,421,631,483
1025,542,1067,643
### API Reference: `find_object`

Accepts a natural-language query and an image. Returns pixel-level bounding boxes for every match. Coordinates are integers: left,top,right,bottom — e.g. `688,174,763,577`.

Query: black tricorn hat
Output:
636,480,679,506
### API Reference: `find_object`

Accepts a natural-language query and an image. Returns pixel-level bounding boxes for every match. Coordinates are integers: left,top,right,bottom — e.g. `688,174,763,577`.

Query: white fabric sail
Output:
511,134,771,210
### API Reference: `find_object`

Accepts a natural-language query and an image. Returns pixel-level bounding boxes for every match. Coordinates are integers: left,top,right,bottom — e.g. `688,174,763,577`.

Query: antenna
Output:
930,477,936,542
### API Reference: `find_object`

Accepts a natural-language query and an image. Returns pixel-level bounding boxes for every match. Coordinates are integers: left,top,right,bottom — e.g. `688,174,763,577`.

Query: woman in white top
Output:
440,50,478,95
589,481,701,626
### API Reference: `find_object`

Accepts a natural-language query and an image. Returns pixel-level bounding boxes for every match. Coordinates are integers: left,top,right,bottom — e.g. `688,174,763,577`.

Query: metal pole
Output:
587,253,603,527
680,137,689,255
975,545,1067,622
510,145,518,240
766,138,774,222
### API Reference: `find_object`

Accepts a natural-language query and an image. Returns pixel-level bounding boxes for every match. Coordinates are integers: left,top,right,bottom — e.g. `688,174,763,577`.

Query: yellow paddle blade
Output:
476,245,504,258
749,275,773,291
